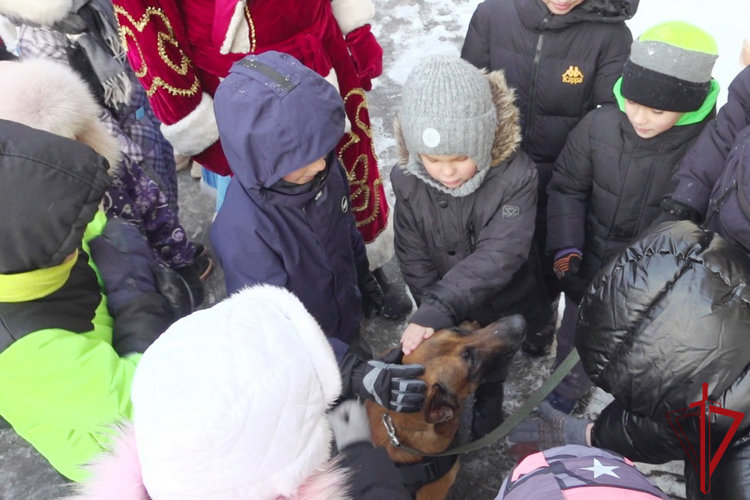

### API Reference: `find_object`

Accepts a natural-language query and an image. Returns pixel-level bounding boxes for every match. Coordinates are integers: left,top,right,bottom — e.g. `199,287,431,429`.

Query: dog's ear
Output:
424,384,459,424
457,320,481,331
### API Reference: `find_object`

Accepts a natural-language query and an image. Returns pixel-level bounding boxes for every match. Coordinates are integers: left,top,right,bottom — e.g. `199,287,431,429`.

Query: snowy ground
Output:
1,0,748,498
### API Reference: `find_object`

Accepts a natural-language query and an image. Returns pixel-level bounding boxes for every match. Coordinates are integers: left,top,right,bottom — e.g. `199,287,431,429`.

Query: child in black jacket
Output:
462,0,637,354
546,21,719,413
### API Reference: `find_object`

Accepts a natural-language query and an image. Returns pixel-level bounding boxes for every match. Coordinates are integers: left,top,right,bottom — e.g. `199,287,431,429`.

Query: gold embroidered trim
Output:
244,4,257,53
336,89,384,226
356,178,382,226
146,76,201,97
113,5,199,97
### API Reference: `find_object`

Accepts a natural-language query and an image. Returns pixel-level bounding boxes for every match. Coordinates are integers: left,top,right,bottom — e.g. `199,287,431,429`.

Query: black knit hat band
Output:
620,60,711,112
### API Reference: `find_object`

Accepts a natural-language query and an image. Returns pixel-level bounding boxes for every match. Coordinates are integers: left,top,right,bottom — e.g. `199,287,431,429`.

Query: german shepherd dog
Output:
366,315,526,499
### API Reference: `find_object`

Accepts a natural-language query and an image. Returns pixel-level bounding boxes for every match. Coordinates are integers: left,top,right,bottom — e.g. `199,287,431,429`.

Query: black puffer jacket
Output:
391,71,550,333
462,0,636,204
547,105,709,280
578,221,750,463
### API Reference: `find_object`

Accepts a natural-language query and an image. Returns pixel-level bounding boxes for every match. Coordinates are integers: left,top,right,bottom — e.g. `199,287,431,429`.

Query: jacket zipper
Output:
524,15,551,142
468,221,477,253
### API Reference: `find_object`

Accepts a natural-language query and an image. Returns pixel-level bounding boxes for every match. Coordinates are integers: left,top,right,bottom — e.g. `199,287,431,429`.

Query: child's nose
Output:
632,109,647,125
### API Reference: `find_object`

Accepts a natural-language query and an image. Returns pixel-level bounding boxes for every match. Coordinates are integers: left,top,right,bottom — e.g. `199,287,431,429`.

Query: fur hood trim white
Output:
0,0,74,27
130,285,344,499
0,58,121,174
67,422,352,500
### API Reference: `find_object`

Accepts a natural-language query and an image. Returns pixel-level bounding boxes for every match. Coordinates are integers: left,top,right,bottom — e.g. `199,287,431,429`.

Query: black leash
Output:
381,348,581,457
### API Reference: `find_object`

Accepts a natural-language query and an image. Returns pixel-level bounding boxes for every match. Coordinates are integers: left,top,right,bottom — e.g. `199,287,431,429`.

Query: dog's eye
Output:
461,348,476,368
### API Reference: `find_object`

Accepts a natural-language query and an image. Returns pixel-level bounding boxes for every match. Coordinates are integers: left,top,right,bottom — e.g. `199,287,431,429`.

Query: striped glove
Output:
553,248,582,279
553,248,588,304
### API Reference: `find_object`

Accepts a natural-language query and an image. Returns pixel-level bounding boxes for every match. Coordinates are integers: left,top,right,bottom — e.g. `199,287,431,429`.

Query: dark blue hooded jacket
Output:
672,66,750,215
210,52,367,354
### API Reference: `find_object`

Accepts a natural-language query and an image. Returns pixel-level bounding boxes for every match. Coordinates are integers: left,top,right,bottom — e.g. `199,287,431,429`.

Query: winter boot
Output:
175,255,213,309
192,242,208,260
522,296,559,357
372,267,413,320
154,265,194,320
471,381,505,440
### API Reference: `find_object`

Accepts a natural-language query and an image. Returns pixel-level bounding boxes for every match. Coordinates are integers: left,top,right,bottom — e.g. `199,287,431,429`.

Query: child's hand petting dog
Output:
401,323,435,355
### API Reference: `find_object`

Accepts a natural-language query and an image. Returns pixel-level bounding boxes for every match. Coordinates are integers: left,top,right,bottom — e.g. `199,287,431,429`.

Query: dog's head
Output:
404,315,526,425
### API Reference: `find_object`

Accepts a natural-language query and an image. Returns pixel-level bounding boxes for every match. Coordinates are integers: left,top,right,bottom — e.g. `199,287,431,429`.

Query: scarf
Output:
53,0,132,109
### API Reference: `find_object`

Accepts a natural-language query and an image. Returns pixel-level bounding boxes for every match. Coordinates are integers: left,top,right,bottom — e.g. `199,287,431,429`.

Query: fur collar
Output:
0,58,121,175
395,69,521,174
65,422,353,500
0,0,75,27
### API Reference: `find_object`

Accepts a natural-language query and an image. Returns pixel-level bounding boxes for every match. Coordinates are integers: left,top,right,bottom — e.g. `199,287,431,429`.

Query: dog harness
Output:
398,455,458,495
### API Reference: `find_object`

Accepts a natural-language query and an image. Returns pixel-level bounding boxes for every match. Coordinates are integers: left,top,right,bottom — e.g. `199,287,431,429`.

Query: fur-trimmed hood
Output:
395,69,521,174
0,0,74,27
66,422,352,500
67,285,351,500
0,58,120,174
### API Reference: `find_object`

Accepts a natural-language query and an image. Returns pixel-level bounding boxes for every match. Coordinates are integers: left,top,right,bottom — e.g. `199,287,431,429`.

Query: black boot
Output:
471,381,505,440
522,296,559,357
372,267,413,320
154,265,194,320
175,256,213,310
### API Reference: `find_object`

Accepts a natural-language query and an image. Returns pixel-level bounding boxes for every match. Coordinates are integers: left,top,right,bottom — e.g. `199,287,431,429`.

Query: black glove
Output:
89,219,161,313
658,197,703,223
89,218,175,355
553,248,588,304
359,271,384,318
346,348,426,413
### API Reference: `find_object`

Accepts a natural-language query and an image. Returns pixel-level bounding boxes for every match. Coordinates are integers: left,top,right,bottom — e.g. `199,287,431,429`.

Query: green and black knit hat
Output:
620,21,718,113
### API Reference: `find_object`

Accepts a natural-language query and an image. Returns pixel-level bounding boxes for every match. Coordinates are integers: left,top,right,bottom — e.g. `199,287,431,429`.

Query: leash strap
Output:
387,348,582,457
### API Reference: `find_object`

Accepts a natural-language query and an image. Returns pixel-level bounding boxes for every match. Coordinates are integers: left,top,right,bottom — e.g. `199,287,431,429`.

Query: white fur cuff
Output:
331,0,374,36
160,93,219,157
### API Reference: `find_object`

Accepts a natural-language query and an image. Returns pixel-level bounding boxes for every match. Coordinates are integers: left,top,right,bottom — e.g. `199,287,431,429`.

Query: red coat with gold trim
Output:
112,0,392,263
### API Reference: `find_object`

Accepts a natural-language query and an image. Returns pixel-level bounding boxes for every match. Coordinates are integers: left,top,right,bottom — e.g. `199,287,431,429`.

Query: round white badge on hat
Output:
422,128,441,148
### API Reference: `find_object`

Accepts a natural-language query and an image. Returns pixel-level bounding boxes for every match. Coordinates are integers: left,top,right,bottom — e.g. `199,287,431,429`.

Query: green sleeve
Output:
0,327,139,481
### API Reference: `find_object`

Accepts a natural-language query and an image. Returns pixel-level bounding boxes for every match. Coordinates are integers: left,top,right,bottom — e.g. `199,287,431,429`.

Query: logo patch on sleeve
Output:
502,205,520,218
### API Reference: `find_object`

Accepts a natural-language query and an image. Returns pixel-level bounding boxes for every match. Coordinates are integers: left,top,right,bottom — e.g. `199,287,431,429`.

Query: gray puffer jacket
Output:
391,71,550,333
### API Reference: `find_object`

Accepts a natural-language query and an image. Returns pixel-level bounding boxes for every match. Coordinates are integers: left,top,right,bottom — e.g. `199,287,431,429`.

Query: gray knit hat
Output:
621,21,718,112
400,55,497,197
